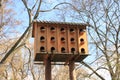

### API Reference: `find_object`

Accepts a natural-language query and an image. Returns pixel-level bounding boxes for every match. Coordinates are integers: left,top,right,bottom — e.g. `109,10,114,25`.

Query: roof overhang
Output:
32,20,87,37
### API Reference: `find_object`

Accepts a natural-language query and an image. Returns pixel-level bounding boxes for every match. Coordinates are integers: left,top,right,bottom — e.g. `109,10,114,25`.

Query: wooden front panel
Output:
37,23,47,53
57,25,68,53
47,24,58,53
33,22,88,62
34,22,88,55
68,26,78,54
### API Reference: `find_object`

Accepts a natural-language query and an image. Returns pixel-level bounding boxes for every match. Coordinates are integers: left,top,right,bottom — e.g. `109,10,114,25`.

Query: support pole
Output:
45,57,51,80
69,61,76,80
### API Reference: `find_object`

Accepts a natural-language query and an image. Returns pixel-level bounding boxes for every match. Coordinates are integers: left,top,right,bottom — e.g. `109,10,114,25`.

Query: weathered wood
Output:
34,53,88,62
33,21,88,62
45,57,51,80
69,61,76,80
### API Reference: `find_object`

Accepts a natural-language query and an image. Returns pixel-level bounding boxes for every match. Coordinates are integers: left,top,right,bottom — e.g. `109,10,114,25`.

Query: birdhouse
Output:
32,21,88,63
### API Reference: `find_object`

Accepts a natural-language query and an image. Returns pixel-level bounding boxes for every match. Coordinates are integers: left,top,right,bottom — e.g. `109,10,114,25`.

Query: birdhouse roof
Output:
32,20,87,37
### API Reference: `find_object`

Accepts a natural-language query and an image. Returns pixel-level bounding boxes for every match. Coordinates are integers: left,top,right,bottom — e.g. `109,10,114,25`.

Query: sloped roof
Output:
32,21,87,37
33,20,87,26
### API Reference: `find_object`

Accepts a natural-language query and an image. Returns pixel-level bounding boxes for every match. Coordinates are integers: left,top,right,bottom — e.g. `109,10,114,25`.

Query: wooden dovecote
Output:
32,21,88,63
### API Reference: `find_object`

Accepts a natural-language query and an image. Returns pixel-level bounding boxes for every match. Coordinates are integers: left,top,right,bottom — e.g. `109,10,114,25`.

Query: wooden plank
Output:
69,61,76,80
64,54,74,65
45,57,51,80
34,53,88,62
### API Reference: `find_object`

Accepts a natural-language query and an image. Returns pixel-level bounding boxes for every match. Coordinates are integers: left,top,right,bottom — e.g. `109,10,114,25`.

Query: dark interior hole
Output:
79,29,85,32
61,47,65,53
71,48,75,53
60,28,65,32
51,47,55,52
81,48,85,53
40,27,45,31
51,37,55,41
61,37,65,42
40,47,45,52
71,38,74,42
70,28,74,32
50,27,55,31
40,36,45,41
80,38,84,42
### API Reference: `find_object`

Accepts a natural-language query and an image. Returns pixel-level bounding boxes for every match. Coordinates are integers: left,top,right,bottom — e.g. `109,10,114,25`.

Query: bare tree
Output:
1,0,85,80
1,0,119,80
59,0,120,80
0,0,77,64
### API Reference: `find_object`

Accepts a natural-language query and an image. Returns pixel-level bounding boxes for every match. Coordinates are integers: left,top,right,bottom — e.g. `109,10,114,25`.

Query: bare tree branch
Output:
39,2,77,12
0,0,32,64
81,61,105,80
33,0,42,20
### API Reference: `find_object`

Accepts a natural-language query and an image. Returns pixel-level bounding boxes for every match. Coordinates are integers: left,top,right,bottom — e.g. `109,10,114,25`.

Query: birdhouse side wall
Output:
78,27,88,54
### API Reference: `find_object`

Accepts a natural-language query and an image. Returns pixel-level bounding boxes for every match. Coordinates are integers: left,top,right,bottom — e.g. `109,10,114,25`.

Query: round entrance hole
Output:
70,28,74,33
61,47,65,53
51,37,55,41
80,38,84,44
51,47,55,52
81,48,85,53
60,28,65,32
71,38,75,42
40,36,45,41
80,38,84,42
71,48,75,53
40,47,45,52
61,37,65,42
79,29,85,35
50,27,55,31
40,27,45,31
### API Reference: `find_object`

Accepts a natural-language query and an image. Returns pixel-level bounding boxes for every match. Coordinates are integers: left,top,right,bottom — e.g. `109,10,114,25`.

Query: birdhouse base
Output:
34,53,88,64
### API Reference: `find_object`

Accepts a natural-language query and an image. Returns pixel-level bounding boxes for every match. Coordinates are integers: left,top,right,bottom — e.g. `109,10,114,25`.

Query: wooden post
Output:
45,57,51,80
69,61,76,80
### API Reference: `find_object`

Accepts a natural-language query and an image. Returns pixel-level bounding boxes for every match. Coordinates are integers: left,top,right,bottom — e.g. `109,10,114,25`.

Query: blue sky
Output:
5,0,114,80
10,0,99,66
